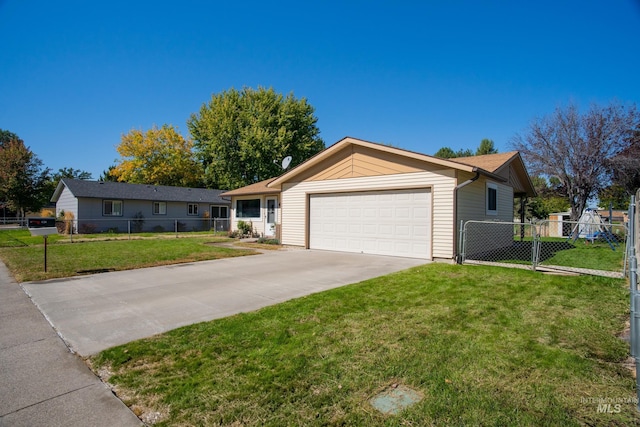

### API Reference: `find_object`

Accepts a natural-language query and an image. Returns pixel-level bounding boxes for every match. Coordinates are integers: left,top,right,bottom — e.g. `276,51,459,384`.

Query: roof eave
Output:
50,179,68,202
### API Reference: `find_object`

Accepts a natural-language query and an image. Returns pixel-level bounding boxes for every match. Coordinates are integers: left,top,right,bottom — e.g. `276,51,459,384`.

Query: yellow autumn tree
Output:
111,124,204,187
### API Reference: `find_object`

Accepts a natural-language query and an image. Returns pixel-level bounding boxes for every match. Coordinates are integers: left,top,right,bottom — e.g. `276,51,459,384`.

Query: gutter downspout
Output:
454,171,481,263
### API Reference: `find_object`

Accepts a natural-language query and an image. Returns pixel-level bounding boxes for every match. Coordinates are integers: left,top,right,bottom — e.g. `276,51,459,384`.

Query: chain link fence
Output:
461,218,628,278
53,217,230,240
0,217,27,227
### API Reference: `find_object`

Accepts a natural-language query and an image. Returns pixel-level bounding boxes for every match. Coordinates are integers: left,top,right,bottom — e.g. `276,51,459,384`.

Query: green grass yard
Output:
0,229,254,282
1,228,635,425
90,264,637,426
467,236,625,274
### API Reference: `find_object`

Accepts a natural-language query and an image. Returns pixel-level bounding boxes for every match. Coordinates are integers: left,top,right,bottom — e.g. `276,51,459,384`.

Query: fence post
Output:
531,220,539,271
457,220,465,264
627,196,640,411
175,219,178,238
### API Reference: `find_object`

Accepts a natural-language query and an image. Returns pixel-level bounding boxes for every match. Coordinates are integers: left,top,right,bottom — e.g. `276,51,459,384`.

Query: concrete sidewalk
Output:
0,261,141,426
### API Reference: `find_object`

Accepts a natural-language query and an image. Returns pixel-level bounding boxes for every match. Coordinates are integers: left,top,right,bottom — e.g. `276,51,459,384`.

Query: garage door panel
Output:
309,189,431,259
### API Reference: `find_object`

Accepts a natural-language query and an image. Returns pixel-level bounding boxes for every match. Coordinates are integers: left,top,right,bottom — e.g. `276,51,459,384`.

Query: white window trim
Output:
103,200,123,217
188,203,199,216
211,205,229,219
153,201,167,215
486,182,498,216
235,198,262,220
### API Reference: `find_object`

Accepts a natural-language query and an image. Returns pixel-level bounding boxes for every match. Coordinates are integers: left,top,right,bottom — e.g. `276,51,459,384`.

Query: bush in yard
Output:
58,211,75,234
237,220,254,237
131,211,145,233
257,237,280,245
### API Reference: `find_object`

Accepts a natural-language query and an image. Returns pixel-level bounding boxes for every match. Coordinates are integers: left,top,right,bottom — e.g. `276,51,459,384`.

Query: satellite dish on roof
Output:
281,156,292,170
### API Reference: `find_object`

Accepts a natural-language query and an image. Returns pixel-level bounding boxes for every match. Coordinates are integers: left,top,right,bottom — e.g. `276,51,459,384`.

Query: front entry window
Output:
236,199,260,219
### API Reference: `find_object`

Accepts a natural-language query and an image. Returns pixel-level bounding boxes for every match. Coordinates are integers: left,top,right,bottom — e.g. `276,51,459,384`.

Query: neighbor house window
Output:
486,183,498,215
153,202,167,215
103,200,123,216
236,199,260,219
188,203,199,216
211,205,229,218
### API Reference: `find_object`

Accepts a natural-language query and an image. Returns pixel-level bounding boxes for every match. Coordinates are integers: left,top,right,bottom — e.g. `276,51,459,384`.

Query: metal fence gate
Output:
460,218,628,279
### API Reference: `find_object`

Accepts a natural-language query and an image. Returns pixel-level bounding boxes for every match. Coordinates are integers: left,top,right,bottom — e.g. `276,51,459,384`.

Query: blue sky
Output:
1,1,639,181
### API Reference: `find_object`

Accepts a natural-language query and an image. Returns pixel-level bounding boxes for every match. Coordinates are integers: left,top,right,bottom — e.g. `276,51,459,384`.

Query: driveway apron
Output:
21,249,426,357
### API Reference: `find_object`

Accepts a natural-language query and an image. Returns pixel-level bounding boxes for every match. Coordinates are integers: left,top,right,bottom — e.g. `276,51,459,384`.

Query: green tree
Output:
434,139,496,159
521,176,570,219
433,146,473,159
598,184,629,210
0,131,51,218
476,138,498,155
43,167,94,200
99,166,118,182
511,101,638,221
0,129,22,147
188,86,325,189
111,124,204,187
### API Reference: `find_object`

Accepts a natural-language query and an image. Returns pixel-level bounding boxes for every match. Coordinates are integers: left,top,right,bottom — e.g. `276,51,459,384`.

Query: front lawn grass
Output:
91,264,636,426
0,231,255,282
538,238,625,271
469,237,625,273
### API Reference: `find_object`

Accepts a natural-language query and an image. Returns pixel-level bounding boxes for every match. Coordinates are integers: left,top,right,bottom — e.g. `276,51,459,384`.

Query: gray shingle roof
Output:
52,179,230,204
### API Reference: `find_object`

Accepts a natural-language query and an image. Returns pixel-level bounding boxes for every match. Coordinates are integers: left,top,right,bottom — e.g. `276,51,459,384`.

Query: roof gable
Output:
269,137,511,187
52,179,230,204
454,151,535,197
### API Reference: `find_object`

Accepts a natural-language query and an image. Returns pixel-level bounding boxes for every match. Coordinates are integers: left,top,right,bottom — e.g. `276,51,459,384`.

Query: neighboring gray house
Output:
51,179,230,233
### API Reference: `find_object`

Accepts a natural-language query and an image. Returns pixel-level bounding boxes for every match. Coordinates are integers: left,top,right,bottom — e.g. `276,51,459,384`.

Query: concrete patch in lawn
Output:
369,383,423,415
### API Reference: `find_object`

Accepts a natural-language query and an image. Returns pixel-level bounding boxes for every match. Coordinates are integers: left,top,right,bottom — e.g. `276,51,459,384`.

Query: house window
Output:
211,205,229,218
103,200,123,216
236,199,260,219
486,183,498,215
188,203,199,216
153,202,167,215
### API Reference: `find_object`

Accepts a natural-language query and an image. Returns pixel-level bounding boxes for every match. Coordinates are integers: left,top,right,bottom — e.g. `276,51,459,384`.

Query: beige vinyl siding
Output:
456,174,514,253
456,174,513,224
281,170,456,260
431,176,456,259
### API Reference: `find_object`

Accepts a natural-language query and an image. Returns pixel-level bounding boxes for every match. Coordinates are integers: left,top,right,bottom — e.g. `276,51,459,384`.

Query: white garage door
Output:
309,189,431,259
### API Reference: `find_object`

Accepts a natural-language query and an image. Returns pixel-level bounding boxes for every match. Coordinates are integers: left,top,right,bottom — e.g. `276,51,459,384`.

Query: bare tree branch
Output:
511,101,638,220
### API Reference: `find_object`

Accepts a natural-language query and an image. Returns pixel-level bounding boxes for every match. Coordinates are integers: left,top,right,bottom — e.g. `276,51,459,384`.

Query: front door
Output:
266,198,277,237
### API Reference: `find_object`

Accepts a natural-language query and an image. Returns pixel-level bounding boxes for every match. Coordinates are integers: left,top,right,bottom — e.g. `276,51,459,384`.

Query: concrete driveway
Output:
22,249,426,356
